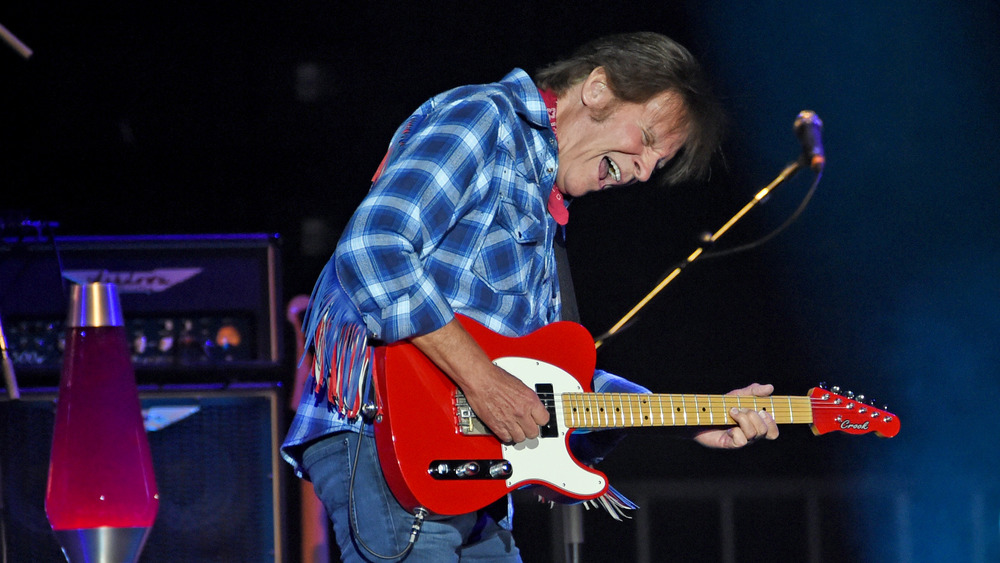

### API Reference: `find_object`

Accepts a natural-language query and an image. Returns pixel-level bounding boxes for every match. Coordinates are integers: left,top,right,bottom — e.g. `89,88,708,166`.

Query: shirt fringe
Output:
301,263,372,420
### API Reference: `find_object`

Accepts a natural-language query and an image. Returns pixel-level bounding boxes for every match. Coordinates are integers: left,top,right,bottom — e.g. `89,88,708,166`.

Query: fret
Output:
632,393,644,427
595,392,609,427
593,393,606,427
633,393,644,427
588,393,601,427
642,394,654,426
587,393,601,427
572,393,585,427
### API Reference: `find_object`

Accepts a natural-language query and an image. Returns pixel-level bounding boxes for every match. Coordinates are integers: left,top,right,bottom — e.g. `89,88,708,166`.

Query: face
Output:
555,76,689,198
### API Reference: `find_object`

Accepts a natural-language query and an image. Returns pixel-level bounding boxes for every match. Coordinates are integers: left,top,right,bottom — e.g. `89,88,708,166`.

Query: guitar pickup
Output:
454,391,491,436
535,383,558,438
428,459,513,480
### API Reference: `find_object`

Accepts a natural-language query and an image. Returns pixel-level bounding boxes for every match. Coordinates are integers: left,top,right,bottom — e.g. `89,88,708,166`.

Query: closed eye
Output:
642,130,653,147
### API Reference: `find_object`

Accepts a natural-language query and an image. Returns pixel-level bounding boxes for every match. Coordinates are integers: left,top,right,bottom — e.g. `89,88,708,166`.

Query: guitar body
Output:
372,315,603,516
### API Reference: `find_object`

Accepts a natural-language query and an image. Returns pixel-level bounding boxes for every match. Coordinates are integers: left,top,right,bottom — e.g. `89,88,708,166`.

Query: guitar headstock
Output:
807,386,900,438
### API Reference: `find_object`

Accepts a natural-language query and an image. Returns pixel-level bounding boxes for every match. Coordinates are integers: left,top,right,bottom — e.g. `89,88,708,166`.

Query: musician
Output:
282,31,779,561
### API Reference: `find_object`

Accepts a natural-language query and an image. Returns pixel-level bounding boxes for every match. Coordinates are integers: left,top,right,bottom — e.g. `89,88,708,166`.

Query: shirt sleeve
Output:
335,94,504,343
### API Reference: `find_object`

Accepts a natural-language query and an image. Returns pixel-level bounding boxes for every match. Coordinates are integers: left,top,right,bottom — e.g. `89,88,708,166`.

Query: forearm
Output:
409,318,495,392
410,318,549,443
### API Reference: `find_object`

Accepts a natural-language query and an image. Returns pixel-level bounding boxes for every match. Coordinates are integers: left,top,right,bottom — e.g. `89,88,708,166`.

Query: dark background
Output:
2,1,998,561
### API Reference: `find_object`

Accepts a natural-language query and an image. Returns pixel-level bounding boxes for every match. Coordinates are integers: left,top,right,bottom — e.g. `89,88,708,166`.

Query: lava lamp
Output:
45,282,158,562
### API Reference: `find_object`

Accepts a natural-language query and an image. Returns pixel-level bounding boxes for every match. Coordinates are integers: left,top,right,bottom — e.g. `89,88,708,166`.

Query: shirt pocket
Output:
472,198,545,295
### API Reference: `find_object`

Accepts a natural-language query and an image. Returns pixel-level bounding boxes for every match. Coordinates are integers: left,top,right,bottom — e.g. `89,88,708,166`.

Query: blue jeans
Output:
302,431,522,562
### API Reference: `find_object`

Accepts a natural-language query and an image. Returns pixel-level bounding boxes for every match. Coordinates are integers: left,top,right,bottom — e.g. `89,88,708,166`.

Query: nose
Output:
633,152,658,183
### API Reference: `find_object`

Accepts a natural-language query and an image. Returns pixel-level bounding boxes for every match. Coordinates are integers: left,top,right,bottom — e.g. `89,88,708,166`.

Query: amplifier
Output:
1,384,288,562
0,233,283,386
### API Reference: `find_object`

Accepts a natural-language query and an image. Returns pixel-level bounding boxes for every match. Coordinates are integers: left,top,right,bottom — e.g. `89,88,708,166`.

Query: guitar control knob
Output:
489,461,513,478
456,462,480,477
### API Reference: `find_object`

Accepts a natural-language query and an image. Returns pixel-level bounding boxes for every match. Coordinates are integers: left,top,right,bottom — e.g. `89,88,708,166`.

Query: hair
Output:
534,32,725,186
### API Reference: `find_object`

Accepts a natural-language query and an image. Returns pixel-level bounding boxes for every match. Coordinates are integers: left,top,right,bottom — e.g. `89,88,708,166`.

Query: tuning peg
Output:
846,390,855,399
856,394,865,403
818,382,828,390
831,386,841,394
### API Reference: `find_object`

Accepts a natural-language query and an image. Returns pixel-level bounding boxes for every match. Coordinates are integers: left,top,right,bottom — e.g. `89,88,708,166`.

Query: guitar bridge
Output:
455,390,491,436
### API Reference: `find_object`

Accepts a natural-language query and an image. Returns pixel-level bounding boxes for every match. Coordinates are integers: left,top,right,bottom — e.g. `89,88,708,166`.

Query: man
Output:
282,31,779,562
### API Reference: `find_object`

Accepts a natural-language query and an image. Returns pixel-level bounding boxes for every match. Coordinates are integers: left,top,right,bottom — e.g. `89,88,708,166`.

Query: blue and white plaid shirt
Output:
281,69,567,478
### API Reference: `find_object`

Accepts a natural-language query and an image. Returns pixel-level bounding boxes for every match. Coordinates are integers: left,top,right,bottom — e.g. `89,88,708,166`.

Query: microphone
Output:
794,110,825,172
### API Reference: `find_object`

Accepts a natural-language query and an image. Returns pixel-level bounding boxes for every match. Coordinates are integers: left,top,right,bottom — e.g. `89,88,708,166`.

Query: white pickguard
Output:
492,356,606,498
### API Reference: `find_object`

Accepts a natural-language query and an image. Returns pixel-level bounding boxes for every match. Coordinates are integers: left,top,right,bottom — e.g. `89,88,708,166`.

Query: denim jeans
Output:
302,431,522,562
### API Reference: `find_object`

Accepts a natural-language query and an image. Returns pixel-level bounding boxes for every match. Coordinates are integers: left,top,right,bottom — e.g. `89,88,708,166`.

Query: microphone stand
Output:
0,313,18,401
0,21,33,60
0,310,15,563
594,158,808,349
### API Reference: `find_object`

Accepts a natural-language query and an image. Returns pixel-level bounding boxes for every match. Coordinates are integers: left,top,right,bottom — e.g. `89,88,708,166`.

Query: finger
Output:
506,422,527,444
730,407,767,442
763,409,780,440
726,427,748,448
531,401,551,426
520,417,540,440
726,382,774,397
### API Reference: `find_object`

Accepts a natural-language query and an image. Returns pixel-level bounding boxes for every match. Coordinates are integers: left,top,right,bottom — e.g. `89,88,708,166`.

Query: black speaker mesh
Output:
1,386,284,562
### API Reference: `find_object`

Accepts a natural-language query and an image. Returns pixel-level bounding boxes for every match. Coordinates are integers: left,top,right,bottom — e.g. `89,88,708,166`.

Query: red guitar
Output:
372,315,900,516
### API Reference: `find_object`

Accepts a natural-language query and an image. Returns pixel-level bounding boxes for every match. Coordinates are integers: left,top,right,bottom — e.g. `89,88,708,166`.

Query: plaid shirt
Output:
281,69,565,478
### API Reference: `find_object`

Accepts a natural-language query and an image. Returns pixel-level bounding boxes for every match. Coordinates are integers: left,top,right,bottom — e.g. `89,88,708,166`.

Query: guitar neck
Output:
561,393,814,429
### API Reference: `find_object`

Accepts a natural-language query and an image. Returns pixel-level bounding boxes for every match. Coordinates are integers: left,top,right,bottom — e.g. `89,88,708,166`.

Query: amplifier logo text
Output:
62,268,203,293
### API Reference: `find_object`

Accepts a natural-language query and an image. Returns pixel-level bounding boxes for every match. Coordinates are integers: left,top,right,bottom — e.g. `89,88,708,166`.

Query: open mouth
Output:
602,156,621,183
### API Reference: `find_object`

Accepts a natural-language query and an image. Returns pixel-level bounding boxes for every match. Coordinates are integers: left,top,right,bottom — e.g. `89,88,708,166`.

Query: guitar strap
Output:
553,228,641,522
553,228,580,323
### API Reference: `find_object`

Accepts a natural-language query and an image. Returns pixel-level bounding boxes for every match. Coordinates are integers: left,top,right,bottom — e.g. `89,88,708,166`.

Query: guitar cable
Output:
347,418,430,561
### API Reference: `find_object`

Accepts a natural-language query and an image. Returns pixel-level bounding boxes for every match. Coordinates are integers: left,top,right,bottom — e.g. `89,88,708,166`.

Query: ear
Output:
581,66,612,110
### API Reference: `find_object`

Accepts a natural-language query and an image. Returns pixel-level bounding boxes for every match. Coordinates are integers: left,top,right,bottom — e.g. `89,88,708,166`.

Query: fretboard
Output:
561,393,814,429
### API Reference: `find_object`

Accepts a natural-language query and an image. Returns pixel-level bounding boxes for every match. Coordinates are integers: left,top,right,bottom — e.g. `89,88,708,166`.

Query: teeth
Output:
606,157,621,182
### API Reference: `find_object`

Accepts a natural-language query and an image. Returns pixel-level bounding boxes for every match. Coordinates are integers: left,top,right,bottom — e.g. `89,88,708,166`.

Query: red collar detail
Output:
539,89,568,225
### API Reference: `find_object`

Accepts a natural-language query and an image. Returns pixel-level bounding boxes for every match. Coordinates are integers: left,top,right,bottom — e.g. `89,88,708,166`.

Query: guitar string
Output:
524,393,892,426
530,392,886,411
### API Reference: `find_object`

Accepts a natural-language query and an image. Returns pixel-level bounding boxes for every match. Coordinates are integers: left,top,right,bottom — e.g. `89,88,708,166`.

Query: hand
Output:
693,383,779,449
410,318,549,444
461,362,550,444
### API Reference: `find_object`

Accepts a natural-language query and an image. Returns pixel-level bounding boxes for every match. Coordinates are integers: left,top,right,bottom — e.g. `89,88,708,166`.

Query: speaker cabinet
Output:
1,384,286,562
